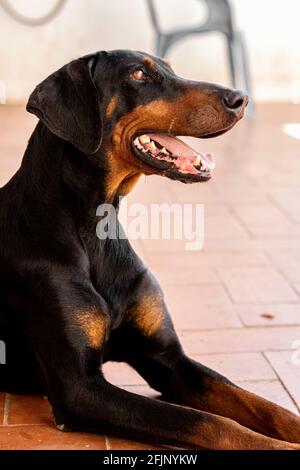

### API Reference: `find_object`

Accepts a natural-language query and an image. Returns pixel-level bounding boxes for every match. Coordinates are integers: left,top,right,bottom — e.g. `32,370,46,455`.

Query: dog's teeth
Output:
193,155,201,167
148,141,158,155
160,147,168,154
133,138,140,147
139,135,150,145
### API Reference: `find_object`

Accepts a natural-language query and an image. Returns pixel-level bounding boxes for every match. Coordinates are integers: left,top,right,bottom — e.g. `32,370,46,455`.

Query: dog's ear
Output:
26,57,102,154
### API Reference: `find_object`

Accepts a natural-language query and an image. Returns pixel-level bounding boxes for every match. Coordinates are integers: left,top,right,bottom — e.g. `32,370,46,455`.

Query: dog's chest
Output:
85,236,145,319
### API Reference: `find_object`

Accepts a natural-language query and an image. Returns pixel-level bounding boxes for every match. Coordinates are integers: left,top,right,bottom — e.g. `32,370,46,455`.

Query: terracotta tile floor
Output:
1,103,300,449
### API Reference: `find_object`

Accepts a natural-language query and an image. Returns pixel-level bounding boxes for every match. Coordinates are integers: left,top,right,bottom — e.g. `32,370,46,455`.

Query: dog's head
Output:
27,50,248,193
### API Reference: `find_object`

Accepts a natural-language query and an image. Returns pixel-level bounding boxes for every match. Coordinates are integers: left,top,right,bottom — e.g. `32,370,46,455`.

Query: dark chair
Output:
146,0,253,114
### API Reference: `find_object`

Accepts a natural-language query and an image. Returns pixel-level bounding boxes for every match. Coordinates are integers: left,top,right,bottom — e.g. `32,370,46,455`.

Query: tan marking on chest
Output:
105,150,142,201
75,307,109,349
128,295,164,336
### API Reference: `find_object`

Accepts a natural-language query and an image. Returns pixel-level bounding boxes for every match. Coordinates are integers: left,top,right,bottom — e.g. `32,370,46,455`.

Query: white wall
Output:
0,0,300,103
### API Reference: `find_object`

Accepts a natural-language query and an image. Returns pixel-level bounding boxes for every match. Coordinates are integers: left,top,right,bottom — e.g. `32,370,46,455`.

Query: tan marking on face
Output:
75,307,109,349
106,95,118,118
105,96,208,199
111,99,174,152
128,295,164,337
105,88,238,198
111,91,230,154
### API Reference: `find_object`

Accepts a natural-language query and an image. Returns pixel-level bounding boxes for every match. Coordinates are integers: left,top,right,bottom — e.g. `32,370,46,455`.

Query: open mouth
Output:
132,133,216,183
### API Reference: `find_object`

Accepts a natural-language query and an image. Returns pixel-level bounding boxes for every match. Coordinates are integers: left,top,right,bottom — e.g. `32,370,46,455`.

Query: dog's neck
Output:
20,123,141,219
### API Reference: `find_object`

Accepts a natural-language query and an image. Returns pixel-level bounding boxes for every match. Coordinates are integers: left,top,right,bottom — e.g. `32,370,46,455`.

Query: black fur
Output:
3,51,284,451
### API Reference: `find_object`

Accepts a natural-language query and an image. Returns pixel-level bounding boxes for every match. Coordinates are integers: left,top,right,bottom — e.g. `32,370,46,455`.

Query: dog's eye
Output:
131,68,147,81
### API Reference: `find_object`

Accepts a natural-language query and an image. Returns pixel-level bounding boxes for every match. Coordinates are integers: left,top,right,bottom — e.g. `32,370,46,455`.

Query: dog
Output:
0,50,299,450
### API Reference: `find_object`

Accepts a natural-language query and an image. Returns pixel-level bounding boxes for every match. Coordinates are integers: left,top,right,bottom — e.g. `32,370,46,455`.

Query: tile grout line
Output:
177,322,300,332
105,436,112,450
266,191,298,225
0,423,48,428
226,202,255,239
3,394,10,426
273,263,300,301
178,324,300,333
263,249,300,300
104,378,279,388
262,351,300,414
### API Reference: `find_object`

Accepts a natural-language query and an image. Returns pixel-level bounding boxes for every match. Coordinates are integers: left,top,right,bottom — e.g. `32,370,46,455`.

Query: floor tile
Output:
152,266,220,286
237,380,298,414
121,385,159,399
217,267,298,303
248,222,300,237
179,326,300,355
193,352,276,382
204,237,300,252
0,425,106,450
0,393,5,424
170,303,242,331
103,362,145,386
8,394,52,426
269,188,300,223
294,284,300,296
107,437,166,450
268,251,300,285
238,303,300,327
162,284,241,330
265,350,300,409
203,214,249,240
148,251,270,269
232,202,291,226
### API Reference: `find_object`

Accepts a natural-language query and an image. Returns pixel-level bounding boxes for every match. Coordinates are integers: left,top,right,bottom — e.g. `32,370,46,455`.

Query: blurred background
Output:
1,0,300,103
1,0,300,451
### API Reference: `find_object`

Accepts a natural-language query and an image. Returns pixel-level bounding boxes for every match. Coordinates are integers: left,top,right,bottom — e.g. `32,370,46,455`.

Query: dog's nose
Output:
223,90,248,113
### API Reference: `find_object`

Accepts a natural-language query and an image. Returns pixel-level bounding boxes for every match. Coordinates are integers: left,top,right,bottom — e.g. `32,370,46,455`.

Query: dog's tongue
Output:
148,133,215,169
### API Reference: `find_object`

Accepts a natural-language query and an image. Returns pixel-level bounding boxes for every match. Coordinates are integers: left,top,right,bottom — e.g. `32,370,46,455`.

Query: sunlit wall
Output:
0,0,300,103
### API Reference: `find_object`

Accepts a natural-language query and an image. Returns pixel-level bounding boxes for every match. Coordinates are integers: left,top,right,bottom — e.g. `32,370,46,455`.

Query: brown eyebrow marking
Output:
106,95,118,118
74,307,109,349
143,56,155,68
127,295,164,337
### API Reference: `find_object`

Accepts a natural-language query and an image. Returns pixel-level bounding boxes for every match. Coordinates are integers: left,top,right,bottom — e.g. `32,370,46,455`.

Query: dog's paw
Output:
53,418,73,432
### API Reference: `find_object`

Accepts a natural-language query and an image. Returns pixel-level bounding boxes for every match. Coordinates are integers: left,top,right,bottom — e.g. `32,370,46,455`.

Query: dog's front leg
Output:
167,355,300,445
116,273,300,446
26,279,297,450
55,376,300,450
125,330,300,444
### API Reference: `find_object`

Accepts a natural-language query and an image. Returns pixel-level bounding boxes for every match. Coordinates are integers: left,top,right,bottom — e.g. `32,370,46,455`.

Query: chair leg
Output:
156,33,172,58
155,33,164,57
236,32,254,116
226,32,254,115
226,34,238,89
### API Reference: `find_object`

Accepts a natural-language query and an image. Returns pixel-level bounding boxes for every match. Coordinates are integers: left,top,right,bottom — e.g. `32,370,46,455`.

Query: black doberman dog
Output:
0,50,300,450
